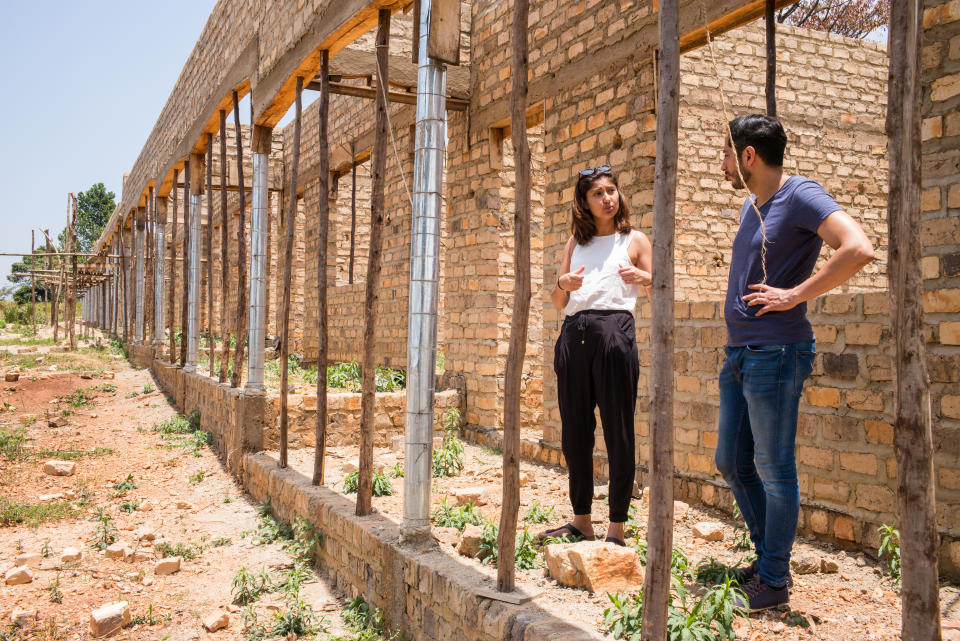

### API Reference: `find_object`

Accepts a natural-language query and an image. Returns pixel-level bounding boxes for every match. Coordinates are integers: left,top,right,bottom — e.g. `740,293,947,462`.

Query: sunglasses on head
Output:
578,164,611,177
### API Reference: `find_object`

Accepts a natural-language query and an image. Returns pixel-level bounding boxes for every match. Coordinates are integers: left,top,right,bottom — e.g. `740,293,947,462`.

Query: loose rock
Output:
4,565,33,585
11,607,37,627
692,521,725,542
791,553,820,575
821,558,840,574
547,541,644,593
432,526,460,547
673,501,690,519
4,372,19,382
15,552,43,568
155,556,182,575
202,611,230,632
450,487,485,506
89,601,130,638
456,524,484,559
17,414,35,425
61,547,82,563
102,371,115,380
105,543,128,559
43,459,75,475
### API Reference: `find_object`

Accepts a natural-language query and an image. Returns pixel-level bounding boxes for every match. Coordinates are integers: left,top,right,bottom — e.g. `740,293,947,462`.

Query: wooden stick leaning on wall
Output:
30,230,36,335
314,50,331,485
119,222,129,345
231,90,248,389
146,189,154,342
67,196,78,350
496,0,531,594
357,8,391,517
207,133,215,377
169,169,180,363
765,0,776,117
279,76,304,469
180,159,191,367
887,1,942,639
641,0,679,638
45,230,52,326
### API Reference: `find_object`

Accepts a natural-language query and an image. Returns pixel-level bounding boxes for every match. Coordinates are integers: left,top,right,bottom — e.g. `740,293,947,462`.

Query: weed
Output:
41,540,53,557
389,461,404,478
189,469,206,483
47,573,63,603
514,528,542,570
119,500,141,513
785,611,810,628
731,501,752,551
695,557,747,586
98,383,117,393
111,474,137,497
432,408,464,478
252,501,295,544
32,447,114,459
125,391,139,399
342,470,394,496
878,522,901,584
89,508,117,550
131,604,164,625
523,502,555,524
342,595,396,640
431,498,484,531
232,566,272,605
142,383,155,394
223,495,233,503
0,424,26,459
64,388,91,407
212,536,232,547
155,541,198,560
0,498,78,527
477,521,499,564
269,596,325,638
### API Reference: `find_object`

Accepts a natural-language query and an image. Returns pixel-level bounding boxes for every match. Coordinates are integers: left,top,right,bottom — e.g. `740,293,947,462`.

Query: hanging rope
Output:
374,45,416,212
701,2,769,285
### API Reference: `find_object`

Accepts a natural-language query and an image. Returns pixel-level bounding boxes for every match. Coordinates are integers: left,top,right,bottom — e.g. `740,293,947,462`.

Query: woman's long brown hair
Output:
571,168,632,245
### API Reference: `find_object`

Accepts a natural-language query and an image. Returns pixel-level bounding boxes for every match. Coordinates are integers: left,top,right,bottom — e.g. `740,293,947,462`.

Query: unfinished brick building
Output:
79,0,960,637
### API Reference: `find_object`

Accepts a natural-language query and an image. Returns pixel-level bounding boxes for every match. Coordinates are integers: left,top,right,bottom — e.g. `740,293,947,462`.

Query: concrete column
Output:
246,125,271,392
135,207,146,343
185,153,204,372
154,198,167,346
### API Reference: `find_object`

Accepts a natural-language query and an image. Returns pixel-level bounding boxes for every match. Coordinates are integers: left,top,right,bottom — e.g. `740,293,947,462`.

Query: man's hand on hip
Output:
743,284,802,316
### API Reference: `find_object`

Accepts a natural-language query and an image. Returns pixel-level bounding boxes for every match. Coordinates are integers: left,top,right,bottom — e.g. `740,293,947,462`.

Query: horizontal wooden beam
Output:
307,80,469,111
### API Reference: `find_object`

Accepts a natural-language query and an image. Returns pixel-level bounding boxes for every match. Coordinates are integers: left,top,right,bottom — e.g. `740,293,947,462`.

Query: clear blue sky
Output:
0,1,217,294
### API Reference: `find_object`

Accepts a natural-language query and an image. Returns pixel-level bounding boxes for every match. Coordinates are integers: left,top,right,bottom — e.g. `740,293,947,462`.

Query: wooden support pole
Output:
231,90,248,389
357,8,391,517
641,0,679,638
169,168,179,363
219,110,231,383
146,188,154,342
30,230,36,335
887,1,942,639
45,231,52,326
180,159,191,367
765,0,776,117
279,76,304,469
315,50,331,486
349,144,357,285
69,197,78,350
496,0,531,594
207,133,215,377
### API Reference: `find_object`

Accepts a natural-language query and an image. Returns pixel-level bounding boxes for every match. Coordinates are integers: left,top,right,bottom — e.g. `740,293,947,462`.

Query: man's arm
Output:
743,210,875,316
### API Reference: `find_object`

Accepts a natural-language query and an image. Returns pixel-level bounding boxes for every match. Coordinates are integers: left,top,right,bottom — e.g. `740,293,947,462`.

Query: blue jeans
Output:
714,342,815,588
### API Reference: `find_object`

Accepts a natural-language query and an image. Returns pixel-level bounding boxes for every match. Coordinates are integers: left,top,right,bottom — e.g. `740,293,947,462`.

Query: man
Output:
715,114,874,611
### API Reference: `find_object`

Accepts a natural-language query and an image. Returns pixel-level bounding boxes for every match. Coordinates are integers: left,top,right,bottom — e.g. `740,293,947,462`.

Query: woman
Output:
539,164,651,546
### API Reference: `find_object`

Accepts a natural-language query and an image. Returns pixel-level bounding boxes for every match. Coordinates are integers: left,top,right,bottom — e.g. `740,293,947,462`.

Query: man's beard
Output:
728,166,750,190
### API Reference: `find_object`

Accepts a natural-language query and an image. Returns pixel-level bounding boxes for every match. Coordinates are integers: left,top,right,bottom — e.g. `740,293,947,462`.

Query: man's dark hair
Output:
728,114,787,167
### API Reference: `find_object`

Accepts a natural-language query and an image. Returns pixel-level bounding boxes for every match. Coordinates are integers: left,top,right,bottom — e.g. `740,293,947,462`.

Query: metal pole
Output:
402,0,447,541
246,126,271,392
154,198,166,346
135,207,146,343
186,155,203,372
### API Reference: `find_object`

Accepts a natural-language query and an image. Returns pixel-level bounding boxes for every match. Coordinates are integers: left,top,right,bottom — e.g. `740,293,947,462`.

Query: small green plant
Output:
342,595,396,640
342,469,393,496
431,498,484,531
389,461,404,478
523,502,555,524
878,522,901,584
477,521,499,564
514,528,542,570
731,501,752,551
155,541,199,560
64,388,90,407
212,536,232,548
119,500,141,513
189,469,206,483
131,604,164,625
111,473,137,497
125,391,140,399
89,508,117,550
232,566,272,605
41,539,53,557
695,557,747,586
0,424,26,460
142,383,156,394
47,573,64,603
432,408,464,478
98,383,117,393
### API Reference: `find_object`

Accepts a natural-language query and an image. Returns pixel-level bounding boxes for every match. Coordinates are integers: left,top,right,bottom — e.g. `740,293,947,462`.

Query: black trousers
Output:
554,310,639,523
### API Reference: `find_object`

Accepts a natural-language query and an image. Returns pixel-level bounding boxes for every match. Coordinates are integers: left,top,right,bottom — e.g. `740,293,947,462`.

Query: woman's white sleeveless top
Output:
564,231,639,317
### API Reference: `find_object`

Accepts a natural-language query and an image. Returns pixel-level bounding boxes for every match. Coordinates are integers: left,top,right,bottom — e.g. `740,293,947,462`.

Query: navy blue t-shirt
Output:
724,176,841,346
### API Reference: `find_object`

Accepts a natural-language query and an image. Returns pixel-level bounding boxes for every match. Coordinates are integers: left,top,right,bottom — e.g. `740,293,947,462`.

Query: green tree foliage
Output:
73,183,116,254
7,248,54,302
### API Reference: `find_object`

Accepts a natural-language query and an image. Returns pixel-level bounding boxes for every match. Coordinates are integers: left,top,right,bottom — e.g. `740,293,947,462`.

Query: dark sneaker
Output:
734,575,790,613
736,561,793,588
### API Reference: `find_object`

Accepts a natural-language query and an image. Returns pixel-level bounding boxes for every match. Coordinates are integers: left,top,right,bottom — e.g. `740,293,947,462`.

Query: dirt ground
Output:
0,328,353,640
2,326,958,641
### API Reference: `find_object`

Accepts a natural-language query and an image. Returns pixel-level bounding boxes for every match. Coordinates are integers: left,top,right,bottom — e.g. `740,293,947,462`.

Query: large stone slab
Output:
545,541,644,593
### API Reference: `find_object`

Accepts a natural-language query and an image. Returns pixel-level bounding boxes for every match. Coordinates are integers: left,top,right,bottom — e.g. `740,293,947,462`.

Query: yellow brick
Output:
950,184,960,209
840,452,878,476
921,116,943,141
943,395,960,419
923,187,942,212
798,446,834,469
923,256,940,280
814,324,838,344
833,515,856,541
676,376,701,394
846,389,884,411
809,509,829,534
942,322,960,345
924,289,960,313
865,419,894,445
845,323,883,345
806,386,840,408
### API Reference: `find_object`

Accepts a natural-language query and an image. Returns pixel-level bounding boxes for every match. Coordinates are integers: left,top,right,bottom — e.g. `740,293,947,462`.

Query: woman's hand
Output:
618,263,651,286
559,266,586,291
